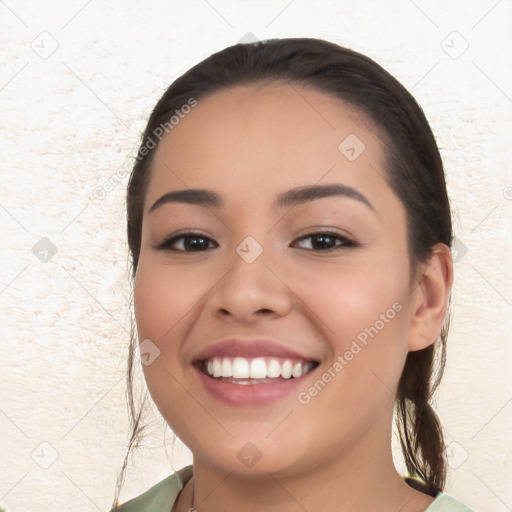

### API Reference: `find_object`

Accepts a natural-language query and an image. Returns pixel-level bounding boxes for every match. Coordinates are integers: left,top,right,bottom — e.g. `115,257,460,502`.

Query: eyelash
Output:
154,230,358,253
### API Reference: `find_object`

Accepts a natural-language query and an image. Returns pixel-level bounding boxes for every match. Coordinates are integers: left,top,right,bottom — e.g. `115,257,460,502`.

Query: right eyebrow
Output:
148,189,223,214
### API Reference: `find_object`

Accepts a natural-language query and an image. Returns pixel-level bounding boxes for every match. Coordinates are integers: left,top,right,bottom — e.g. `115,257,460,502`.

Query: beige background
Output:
1,1,511,511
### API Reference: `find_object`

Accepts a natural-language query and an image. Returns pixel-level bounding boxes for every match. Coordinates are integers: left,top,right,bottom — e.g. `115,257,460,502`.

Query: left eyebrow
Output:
274,184,375,213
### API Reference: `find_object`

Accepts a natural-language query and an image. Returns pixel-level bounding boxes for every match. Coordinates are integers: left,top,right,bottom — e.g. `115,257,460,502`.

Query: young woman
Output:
112,38,474,511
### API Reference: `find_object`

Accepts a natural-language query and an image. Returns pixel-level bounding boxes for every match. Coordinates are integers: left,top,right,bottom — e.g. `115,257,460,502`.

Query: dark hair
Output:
114,37,452,507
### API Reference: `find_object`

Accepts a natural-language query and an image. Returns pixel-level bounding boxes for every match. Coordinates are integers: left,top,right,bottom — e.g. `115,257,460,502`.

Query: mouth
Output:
196,356,319,385
191,338,321,404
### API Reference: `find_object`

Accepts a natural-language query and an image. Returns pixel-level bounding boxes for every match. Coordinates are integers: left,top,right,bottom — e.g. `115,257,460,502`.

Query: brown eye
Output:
293,231,356,251
155,232,218,252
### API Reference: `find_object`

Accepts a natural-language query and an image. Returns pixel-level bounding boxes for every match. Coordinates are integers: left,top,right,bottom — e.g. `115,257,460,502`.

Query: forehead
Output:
146,81,389,211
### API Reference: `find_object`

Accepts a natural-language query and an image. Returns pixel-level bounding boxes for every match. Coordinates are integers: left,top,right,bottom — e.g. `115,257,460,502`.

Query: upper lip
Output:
192,338,318,363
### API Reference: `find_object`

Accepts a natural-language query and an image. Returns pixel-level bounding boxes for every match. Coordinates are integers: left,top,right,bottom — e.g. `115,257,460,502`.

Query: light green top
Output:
114,465,474,511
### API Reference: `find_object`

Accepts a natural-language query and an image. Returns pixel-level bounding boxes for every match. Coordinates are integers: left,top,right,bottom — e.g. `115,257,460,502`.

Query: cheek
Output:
133,263,202,344
132,264,198,403
291,263,409,421
133,264,203,433
290,251,411,410
292,257,409,346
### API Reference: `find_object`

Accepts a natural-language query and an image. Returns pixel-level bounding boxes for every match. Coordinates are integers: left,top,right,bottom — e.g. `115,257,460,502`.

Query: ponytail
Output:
396,316,450,493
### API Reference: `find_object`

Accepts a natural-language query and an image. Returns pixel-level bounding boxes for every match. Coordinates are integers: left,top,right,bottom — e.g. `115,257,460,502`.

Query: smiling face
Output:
133,81,423,478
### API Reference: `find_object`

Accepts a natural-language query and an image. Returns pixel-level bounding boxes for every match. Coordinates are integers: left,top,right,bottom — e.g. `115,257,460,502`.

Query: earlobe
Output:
408,243,454,352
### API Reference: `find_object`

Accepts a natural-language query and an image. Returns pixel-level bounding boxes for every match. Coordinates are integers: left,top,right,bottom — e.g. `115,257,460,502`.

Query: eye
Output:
154,231,218,252
292,231,357,251
153,230,356,252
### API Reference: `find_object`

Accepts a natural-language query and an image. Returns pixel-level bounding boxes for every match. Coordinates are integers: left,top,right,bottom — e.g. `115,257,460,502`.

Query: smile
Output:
191,338,320,404
202,356,317,383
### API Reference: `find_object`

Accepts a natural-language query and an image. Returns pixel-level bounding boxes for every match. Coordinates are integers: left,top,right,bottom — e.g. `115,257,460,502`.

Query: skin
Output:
133,81,453,512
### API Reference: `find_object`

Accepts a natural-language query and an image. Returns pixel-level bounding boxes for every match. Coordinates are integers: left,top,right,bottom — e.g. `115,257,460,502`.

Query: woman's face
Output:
134,82,422,476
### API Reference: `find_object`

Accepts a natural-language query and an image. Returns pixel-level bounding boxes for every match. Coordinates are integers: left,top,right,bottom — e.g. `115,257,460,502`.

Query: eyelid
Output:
291,229,358,250
152,230,217,251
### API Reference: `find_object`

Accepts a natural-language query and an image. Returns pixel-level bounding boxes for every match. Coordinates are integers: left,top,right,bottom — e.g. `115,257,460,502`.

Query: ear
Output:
408,243,454,351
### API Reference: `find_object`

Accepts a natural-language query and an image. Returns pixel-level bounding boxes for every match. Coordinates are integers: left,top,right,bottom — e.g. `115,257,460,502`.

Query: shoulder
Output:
112,465,193,512
426,492,476,511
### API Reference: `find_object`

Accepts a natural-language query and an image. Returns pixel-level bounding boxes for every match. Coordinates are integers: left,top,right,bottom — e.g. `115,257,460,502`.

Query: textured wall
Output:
1,1,511,511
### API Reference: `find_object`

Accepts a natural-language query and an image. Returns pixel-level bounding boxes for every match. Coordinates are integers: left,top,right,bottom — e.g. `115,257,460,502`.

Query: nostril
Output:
216,307,274,317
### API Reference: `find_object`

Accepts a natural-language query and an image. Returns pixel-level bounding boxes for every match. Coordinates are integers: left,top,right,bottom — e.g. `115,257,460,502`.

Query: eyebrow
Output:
149,184,375,213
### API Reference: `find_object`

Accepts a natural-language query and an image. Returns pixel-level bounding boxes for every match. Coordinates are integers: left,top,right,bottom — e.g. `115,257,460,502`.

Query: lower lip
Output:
194,366,313,405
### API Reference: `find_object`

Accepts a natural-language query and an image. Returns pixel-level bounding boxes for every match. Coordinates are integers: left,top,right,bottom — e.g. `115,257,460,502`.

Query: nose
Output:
206,243,293,324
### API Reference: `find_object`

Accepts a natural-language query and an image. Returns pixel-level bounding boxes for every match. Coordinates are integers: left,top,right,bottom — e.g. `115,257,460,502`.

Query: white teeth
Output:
212,358,222,378
303,362,313,374
232,357,250,378
267,359,281,378
292,362,303,378
280,360,292,379
204,356,315,380
249,358,267,379
221,358,233,377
